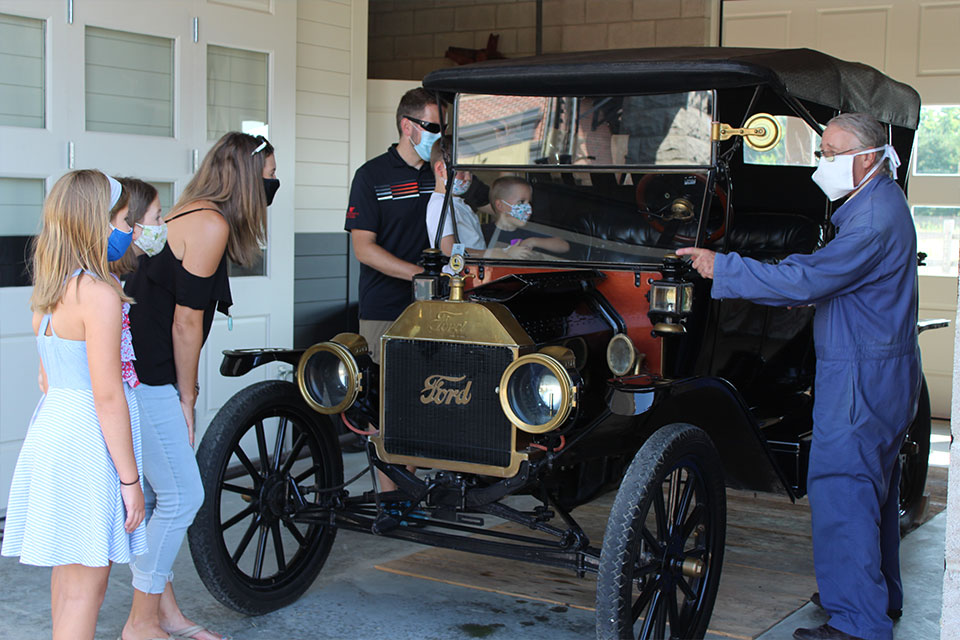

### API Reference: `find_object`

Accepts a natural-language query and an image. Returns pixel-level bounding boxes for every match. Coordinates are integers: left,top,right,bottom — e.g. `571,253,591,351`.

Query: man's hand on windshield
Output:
676,247,716,279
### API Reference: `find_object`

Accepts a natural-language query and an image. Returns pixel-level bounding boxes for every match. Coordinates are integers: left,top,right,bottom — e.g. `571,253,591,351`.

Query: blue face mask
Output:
107,224,134,261
452,178,471,197
508,202,532,222
413,129,441,162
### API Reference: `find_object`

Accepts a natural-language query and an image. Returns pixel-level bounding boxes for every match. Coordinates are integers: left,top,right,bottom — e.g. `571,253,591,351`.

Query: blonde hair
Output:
490,176,530,209
174,132,271,267
30,170,129,313
111,177,159,276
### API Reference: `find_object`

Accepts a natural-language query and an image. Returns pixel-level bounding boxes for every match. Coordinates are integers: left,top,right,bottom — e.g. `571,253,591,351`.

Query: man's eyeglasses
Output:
814,147,862,162
403,115,442,134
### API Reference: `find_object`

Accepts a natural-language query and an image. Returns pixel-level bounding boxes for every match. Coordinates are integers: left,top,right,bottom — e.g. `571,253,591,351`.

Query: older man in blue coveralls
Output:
679,112,920,640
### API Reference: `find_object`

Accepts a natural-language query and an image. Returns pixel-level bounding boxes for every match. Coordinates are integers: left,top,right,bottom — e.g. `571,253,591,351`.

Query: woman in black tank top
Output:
122,132,279,640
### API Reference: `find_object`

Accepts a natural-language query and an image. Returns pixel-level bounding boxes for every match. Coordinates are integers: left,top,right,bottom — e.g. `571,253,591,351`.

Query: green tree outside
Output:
916,106,960,175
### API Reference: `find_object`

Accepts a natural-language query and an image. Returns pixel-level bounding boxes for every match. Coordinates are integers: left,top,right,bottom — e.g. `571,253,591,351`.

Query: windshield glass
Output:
454,92,714,168
452,171,717,265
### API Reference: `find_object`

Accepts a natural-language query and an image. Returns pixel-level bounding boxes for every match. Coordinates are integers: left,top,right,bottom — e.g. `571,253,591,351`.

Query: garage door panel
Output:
918,3,960,76
815,7,890,72
723,12,791,49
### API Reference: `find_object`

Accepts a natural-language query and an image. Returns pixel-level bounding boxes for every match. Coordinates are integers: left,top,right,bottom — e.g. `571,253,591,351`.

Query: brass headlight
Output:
499,346,578,434
297,333,368,414
606,333,638,377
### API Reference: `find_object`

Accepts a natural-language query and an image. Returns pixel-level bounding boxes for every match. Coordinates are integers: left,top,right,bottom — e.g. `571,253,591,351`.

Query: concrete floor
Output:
0,425,950,640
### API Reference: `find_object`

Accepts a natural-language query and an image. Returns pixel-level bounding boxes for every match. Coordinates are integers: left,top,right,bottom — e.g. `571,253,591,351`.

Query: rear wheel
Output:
188,380,342,614
596,423,726,640
899,377,931,534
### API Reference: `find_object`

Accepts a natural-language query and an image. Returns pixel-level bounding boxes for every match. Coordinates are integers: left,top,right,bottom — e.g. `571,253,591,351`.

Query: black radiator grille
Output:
383,339,514,468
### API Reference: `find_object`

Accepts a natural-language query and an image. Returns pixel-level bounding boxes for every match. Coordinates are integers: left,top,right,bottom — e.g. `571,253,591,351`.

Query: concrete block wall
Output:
368,0,716,81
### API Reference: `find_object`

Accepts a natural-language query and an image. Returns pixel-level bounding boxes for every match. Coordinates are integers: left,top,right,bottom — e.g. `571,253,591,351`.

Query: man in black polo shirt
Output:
346,87,439,362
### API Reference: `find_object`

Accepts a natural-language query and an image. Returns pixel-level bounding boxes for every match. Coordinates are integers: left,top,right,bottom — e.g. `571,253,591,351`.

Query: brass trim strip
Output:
367,438,529,479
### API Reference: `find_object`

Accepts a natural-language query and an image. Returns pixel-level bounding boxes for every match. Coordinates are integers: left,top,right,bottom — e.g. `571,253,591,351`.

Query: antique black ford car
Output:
188,48,943,639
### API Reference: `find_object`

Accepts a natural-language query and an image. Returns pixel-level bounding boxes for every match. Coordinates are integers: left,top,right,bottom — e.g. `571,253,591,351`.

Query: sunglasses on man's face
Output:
403,115,442,134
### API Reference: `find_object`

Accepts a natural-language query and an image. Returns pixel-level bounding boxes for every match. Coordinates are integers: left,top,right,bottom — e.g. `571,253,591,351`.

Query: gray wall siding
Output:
293,231,357,348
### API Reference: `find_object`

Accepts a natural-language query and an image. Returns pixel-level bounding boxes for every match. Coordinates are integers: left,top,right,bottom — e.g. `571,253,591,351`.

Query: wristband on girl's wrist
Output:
119,474,140,486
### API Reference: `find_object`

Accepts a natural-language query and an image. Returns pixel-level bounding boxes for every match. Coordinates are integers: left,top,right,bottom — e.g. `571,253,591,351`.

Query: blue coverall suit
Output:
711,174,920,640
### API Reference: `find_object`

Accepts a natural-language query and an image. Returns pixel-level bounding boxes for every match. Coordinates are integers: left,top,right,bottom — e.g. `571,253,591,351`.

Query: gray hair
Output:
827,112,892,177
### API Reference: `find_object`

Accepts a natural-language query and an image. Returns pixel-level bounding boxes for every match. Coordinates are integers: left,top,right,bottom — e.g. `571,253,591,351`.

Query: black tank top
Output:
124,207,233,386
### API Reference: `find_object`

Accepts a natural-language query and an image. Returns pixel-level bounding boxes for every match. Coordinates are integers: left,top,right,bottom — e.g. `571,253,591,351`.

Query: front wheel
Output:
188,380,343,615
596,423,726,640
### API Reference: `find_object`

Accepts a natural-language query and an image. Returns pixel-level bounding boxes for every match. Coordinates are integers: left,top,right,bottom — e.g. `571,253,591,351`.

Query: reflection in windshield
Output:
455,92,713,167
621,93,712,164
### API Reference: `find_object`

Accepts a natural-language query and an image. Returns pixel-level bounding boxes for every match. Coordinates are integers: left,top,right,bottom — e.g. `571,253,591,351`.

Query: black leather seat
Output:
530,181,820,262
721,213,820,259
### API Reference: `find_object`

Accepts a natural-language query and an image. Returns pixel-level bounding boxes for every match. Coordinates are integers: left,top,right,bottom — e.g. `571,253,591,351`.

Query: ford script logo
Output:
429,310,468,335
420,374,473,406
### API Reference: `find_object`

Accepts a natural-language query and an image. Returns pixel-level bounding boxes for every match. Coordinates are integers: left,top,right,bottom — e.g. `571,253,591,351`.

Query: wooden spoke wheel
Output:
188,380,342,614
596,423,726,640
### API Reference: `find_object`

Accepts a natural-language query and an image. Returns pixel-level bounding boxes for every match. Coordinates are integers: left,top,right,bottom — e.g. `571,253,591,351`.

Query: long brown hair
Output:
111,177,159,276
173,132,272,267
30,170,129,313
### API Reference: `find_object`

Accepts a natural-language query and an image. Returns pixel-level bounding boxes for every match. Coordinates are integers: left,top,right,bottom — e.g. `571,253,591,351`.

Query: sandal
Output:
168,625,232,640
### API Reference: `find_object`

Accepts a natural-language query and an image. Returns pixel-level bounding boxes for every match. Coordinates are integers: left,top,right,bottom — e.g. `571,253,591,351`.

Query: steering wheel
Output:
636,174,729,245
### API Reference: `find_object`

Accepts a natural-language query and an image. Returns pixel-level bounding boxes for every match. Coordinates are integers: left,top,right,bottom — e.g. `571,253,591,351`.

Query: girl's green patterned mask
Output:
134,222,168,257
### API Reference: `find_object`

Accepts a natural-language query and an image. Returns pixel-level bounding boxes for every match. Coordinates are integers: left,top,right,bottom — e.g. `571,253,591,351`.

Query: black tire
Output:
596,423,726,640
188,380,343,615
899,377,931,534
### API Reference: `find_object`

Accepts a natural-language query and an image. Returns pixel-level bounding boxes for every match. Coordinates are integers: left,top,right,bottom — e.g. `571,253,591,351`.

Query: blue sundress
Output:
1,277,147,566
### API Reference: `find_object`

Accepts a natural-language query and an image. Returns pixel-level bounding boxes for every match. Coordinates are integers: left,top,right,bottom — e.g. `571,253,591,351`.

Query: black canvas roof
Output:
423,47,920,130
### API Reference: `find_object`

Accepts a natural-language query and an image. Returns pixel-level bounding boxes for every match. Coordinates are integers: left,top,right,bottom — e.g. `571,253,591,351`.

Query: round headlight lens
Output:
606,333,637,377
305,351,348,407
297,341,361,414
499,352,575,434
506,363,562,426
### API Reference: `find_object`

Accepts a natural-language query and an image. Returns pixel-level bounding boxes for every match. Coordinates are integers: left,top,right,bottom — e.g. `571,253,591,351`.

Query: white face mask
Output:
811,144,900,201
134,222,168,257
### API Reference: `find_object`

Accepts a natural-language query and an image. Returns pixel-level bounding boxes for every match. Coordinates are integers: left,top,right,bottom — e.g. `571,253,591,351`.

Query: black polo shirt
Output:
345,144,435,321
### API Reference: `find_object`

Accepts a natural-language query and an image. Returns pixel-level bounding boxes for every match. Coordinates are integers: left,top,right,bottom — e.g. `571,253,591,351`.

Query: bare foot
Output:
121,619,173,640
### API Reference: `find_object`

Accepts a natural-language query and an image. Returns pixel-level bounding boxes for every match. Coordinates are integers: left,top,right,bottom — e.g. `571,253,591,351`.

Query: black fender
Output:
612,376,796,499
219,348,305,377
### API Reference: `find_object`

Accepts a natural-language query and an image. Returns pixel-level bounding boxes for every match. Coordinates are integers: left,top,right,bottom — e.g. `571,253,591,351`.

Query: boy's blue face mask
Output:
107,224,134,261
507,202,532,222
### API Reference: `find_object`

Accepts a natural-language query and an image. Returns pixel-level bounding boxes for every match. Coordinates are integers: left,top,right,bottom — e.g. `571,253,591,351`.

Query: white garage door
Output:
0,0,296,514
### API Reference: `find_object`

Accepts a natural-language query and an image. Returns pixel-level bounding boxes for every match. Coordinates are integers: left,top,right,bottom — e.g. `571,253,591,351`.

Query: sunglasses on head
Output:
403,115,442,134
250,135,269,156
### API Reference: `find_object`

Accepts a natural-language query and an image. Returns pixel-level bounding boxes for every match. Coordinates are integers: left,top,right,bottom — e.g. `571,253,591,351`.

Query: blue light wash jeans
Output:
130,382,204,594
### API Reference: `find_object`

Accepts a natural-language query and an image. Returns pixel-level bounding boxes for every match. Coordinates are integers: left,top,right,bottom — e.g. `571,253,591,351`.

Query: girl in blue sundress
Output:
1,169,147,640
